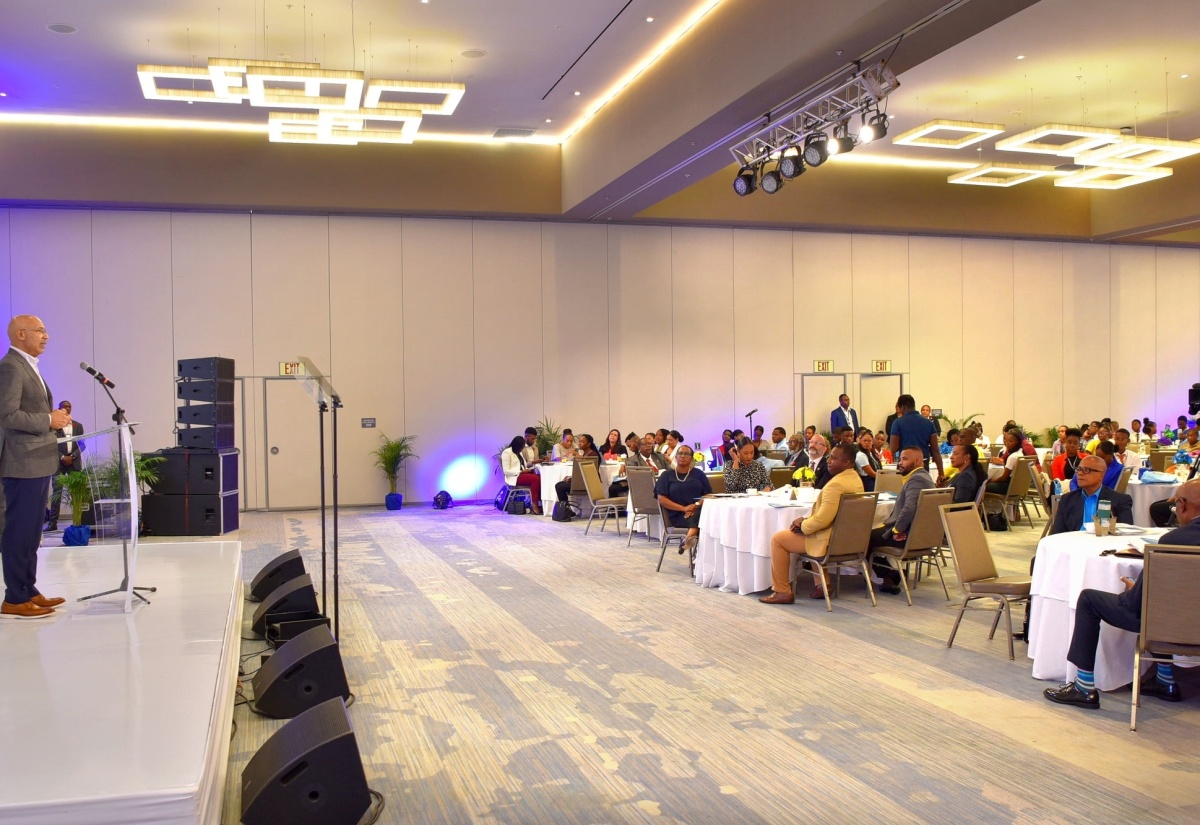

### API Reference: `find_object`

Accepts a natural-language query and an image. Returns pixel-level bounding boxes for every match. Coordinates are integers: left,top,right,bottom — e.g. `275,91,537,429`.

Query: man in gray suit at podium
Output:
0,315,71,618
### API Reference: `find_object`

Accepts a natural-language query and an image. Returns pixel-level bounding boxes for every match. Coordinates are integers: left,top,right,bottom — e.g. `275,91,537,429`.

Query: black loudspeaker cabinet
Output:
149,448,238,496
178,356,235,381
177,380,234,404
240,698,370,825
176,425,235,450
251,626,350,718
141,491,239,536
177,403,234,427
249,548,305,602
251,575,319,637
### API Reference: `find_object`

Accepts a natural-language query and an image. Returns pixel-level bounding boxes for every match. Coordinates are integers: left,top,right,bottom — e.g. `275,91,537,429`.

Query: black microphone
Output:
744,408,758,418
80,361,116,389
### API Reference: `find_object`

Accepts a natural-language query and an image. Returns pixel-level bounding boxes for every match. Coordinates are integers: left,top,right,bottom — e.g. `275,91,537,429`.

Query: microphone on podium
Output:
80,361,116,389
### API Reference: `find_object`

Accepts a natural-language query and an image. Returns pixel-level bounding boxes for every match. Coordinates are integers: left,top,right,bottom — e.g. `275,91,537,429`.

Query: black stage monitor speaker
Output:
251,575,319,637
241,697,370,825
177,379,235,404
249,549,306,602
177,402,235,427
251,625,350,718
176,424,235,450
178,356,235,381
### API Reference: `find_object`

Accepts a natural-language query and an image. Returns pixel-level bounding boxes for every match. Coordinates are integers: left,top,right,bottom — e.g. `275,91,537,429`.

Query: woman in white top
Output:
662,430,683,468
552,429,576,462
500,435,543,514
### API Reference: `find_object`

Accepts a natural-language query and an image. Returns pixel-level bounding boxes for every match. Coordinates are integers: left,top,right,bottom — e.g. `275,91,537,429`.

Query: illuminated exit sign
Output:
813,360,835,373
279,361,307,376
872,360,892,373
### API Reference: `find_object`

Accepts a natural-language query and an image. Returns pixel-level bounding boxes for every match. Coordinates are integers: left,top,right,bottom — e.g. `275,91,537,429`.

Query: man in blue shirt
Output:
888,394,943,483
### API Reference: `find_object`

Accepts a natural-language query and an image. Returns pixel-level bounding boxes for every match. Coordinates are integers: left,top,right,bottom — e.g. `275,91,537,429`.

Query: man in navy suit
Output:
1044,478,1200,709
45,399,85,532
0,315,72,619
1048,455,1134,535
829,394,858,434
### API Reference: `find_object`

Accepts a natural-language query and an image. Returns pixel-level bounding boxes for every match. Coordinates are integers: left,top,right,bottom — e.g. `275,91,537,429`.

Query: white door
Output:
264,377,324,509
795,374,847,435
859,374,905,435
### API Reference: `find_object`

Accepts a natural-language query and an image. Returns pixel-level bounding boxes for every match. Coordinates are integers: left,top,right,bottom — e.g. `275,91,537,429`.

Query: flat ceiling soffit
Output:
559,0,1042,222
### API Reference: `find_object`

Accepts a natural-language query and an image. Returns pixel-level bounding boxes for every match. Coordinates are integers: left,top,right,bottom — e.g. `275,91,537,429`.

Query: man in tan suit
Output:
760,442,864,605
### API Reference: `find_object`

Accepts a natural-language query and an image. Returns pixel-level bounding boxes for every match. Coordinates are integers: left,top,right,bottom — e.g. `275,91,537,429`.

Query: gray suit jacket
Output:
0,348,58,478
886,467,936,533
628,450,668,472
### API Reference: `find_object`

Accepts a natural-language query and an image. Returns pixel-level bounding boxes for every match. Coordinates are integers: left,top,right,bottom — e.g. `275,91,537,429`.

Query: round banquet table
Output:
1028,528,1196,690
536,461,619,515
694,491,895,595
1124,477,1179,527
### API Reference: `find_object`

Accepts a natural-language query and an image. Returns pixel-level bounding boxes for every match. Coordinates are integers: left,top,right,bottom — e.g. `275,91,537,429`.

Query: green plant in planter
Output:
93,451,166,499
936,412,985,432
534,418,562,459
55,469,93,526
372,434,418,494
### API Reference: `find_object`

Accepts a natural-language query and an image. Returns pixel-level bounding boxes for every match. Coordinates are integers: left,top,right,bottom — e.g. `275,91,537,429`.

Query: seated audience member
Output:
785,433,809,468
723,436,771,493
995,419,1018,448
889,394,944,481
501,435,543,515
1082,421,1100,443
1050,428,1087,483
522,426,540,464
607,432,645,498
718,429,734,460
873,430,893,464
1129,418,1149,444
1044,478,1200,710
628,435,669,473
654,446,712,556
760,443,863,604
751,425,767,452
1051,424,1068,456
921,404,941,434
555,433,601,502
948,444,987,504
731,428,745,440
1183,427,1200,457
986,429,1027,494
804,425,817,442
625,431,640,455
653,428,669,453
1086,425,1112,454
552,429,577,461
868,447,936,594
1113,428,1137,468
662,430,684,468
1178,416,1191,440
808,435,832,488
1069,441,1122,492
854,430,881,492
1144,419,1158,443
600,429,627,461
1050,455,1133,534
940,428,959,456
765,426,788,453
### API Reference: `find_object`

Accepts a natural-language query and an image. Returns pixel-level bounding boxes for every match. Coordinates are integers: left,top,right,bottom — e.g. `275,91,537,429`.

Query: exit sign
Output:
279,361,307,376
872,360,892,373
814,360,835,373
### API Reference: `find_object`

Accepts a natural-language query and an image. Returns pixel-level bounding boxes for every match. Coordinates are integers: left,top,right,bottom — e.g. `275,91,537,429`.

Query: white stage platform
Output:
0,540,243,825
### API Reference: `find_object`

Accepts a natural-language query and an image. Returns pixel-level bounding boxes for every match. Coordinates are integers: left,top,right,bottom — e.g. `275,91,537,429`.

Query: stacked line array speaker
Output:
142,356,239,536
251,625,350,718
240,697,370,825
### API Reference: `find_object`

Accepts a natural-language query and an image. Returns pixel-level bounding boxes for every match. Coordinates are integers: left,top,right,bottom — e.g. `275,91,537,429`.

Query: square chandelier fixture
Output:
1072,135,1200,169
137,58,464,145
994,123,1123,156
891,118,1005,149
1053,165,1173,189
947,162,1056,187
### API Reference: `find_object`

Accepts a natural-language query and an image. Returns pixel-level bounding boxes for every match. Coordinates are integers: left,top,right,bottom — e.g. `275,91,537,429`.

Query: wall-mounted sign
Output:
872,360,892,373
813,360,835,373
361,418,377,428
279,361,307,376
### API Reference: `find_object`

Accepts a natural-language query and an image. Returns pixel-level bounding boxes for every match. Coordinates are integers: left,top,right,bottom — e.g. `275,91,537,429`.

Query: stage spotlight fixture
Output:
733,165,758,196
803,134,829,167
760,168,784,194
859,111,889,143
779,148,804,179
828,124,855,156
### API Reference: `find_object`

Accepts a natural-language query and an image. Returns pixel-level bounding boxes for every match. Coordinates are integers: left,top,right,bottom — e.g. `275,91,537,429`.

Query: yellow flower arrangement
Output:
792,466,815,482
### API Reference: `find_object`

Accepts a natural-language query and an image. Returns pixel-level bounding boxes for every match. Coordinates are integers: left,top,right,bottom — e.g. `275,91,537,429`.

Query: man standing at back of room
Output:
0,315,71,619
830,394,858,435
889,394,943,483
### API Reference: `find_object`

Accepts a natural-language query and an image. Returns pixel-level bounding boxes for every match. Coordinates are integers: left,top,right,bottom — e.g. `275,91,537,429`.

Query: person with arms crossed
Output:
45,399,84,532
0,315,71,618
1044,478,1200,709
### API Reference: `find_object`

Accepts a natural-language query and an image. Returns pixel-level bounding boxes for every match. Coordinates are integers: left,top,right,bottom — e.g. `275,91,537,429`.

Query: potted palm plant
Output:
55,469,94,546
372,434,418,510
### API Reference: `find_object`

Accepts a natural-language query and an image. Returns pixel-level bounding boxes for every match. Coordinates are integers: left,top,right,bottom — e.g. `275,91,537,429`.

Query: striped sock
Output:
1156,664,1175,686
1075,669,1096,692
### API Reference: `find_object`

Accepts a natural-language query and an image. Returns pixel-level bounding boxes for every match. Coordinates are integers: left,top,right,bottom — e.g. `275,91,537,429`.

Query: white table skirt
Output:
1028,528,1195,690
1125,477,1178,527
694,492,895,595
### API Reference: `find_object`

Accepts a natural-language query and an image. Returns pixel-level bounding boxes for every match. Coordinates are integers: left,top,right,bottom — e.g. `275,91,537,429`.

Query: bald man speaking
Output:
0,315,71,618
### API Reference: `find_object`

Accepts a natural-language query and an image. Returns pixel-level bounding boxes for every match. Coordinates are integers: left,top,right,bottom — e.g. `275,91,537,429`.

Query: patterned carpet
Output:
224,503,1200,824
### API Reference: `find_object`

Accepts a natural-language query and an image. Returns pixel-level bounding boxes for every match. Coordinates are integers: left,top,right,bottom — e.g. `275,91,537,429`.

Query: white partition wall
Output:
4,207,1199,506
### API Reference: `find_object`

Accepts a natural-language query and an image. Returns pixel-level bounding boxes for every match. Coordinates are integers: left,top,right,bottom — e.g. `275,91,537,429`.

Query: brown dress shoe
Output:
759,591,795,605
1,600,55,619
31,594,66,609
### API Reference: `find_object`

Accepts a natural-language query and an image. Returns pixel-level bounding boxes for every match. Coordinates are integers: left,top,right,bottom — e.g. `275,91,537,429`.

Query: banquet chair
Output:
874,468,903,495
709,474,727,495
1039,493,1062,540
789,492,879,613
1115,465,1135,494
975,477,990,532
983,457,1035,528
1149,451,1174,473
580,461,625,537
871,487,954,606
655,503,692,573
566,457,598,511
625,467,659,546
938,503,1031,660
1132,544,1200,730
769,467,794,489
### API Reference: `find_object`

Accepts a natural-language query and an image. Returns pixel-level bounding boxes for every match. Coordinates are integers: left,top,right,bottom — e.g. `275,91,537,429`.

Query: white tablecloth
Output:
1027,528,1198,690
536,462,619,515
1125,477,1178,526
694,492,895,595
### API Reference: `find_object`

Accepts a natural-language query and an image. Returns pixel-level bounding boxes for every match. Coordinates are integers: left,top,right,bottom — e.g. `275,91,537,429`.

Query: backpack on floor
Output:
986,511,1009,532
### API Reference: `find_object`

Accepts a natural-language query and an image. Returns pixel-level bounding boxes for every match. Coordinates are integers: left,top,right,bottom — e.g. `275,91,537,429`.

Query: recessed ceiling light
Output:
460,49,486,59
1015,55,1025,60
47,23,77,34
0,93,6,98
574,90,580,96
545,118,552,123
646,17,655,23
1182,74,1190,79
